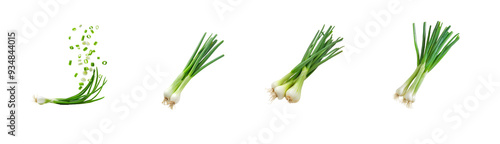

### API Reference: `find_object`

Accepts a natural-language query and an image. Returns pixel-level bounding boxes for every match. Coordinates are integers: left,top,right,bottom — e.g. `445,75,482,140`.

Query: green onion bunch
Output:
394,21,460,107
269,25,344,103
34,68,107,105
163,33,225,109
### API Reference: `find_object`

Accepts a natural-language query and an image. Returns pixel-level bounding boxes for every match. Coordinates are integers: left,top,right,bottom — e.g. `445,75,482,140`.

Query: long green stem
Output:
402,66,421,92
175,76,192,94
407,64,426,96
412,72,427,95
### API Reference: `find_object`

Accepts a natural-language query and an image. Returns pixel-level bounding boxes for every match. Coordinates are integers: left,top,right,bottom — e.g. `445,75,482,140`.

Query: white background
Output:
1,0,499,144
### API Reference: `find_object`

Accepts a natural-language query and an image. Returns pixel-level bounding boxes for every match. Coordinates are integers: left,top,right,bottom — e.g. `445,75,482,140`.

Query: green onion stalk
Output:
163,33,225,109
394,21,460,107
269,25,344,103
34,68,107,105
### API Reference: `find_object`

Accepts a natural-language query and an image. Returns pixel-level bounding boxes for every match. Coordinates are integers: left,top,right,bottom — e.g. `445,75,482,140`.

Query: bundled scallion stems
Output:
394,21,460,107
34,68,107,105
270,25,344,103
163,33,225,109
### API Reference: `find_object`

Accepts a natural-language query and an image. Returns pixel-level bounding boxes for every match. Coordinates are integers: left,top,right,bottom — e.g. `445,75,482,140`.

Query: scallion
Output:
269,25,344,103
394,21,460,107
163,33,225,109
34,69,107,105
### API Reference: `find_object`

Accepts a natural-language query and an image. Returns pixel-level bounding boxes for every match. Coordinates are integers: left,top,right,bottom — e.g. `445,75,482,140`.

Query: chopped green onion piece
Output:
70,46,74,50
91,62,95,67
91,30,94,34
87,35,91,39
89,26,93,29
78,86,82,90
97,57,100,59
102,61,107,65
76,44,80,47
74,73,78,77
69,36,71,40
83,47,88,51
81,78,86,82
69,60,72,65
79,24,82,27
72,28,76,31
78,54,81,58
94,41,98,45
96,25,99,30
84,67,89,71
84,59,88,64
79,82,84,85
84,30,87,33
81,35,85,41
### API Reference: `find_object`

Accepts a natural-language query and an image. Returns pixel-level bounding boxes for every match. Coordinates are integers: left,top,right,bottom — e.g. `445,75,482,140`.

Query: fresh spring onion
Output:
34,68,107,105
163,33,225,109
394,21,460,107
269,25,344,103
